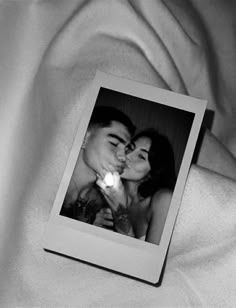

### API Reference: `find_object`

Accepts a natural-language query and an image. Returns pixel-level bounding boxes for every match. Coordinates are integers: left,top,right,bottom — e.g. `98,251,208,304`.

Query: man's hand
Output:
96,173,134,237
93,208,114,229
96,172,127,211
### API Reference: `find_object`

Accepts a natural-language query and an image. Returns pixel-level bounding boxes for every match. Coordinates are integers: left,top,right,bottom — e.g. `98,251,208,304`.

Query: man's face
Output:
83,121,131,177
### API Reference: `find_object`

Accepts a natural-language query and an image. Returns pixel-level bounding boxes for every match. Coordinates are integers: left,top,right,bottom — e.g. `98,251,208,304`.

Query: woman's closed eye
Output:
138,153,146,160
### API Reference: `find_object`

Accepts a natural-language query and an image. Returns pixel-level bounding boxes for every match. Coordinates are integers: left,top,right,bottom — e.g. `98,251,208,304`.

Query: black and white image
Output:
60,87,194,245
43,71,206,283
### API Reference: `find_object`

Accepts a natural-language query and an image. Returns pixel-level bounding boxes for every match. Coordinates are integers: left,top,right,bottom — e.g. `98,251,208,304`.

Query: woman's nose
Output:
126,152,135,163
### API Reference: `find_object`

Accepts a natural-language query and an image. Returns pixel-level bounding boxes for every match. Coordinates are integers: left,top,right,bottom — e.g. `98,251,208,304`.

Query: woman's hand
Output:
93,208,114,229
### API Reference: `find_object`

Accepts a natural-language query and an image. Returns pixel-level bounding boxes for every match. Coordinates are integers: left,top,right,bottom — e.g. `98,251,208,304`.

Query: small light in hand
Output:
103,172,114,187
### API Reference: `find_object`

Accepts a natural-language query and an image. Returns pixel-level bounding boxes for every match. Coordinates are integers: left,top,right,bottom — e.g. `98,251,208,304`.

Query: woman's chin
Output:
120,171,128,179
121,167,135,180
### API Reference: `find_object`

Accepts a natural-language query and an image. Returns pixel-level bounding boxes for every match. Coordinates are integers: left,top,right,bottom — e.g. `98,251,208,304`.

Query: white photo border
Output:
42,71,207,284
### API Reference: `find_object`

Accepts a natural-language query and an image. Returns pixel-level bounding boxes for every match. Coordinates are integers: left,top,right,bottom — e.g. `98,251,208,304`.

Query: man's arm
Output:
111,203,135,236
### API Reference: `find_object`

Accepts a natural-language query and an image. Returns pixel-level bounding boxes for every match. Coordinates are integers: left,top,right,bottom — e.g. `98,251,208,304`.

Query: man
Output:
60,106,135,226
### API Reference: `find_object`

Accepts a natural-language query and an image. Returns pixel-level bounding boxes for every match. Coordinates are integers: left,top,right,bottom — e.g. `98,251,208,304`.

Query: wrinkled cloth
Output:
0,0,236,306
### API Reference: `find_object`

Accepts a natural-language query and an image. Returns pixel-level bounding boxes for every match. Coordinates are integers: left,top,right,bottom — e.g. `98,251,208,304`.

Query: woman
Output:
94,128,176,245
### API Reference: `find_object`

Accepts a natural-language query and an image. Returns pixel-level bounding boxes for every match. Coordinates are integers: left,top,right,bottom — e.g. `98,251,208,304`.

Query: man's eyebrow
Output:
140,149,149,154
108,133,127,144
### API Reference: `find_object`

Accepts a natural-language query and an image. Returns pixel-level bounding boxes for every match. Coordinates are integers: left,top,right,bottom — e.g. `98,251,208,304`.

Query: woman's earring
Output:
81,141,86,149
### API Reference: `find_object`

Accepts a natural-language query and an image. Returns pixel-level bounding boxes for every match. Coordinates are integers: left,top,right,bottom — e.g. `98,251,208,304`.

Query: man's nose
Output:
117,148,126,162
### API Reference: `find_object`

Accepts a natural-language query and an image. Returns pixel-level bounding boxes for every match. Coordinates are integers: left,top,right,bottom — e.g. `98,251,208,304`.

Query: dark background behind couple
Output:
95,87,195,178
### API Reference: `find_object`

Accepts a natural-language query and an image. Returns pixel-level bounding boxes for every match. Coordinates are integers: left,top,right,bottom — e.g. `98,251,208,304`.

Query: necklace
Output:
74,188,100,223
76,195,89,209
73,192,90,221
69,179,100,223
71,179,90,208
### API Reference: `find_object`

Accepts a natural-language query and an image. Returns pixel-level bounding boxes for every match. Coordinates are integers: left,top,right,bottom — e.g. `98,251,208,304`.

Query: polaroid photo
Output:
42,71,207,284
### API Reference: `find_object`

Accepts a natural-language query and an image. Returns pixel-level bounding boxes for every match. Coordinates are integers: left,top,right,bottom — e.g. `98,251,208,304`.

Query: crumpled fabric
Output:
0,0,236,306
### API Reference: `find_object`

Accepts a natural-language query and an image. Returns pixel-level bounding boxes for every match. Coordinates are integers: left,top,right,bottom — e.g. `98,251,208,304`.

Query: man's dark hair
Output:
134,129,176,198
89,106,136,136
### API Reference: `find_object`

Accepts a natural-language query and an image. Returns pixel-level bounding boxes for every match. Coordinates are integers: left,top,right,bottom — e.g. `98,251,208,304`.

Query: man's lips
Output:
123,163,131,170
116,166,124,174
104,162,128,175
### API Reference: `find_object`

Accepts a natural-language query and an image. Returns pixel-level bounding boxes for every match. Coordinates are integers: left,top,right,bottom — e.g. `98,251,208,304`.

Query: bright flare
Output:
103,172,114,187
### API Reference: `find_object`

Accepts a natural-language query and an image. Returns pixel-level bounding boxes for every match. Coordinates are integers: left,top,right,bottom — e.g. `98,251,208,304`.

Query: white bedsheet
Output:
0,0,236,306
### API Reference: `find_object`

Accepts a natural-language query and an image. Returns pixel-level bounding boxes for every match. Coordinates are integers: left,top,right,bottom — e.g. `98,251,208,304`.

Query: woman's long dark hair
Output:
132,129,176,199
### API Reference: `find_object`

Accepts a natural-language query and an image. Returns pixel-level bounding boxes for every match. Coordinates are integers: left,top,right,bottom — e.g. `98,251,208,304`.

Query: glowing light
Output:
103,172,114,187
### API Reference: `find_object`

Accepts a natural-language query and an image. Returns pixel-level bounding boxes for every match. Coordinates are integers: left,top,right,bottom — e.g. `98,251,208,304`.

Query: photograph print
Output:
43,71,206,284
60,85,195,245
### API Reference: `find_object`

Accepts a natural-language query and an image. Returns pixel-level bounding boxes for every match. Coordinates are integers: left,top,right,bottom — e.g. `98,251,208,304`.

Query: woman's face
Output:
121,136,151,181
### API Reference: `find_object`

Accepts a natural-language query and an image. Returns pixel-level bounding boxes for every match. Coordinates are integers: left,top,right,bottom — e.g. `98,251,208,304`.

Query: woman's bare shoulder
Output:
149,189,173,214
145,189,173,244
152,188,173,200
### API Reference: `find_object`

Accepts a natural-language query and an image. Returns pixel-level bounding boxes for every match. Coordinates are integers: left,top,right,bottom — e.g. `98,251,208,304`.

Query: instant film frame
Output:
42,71,207,284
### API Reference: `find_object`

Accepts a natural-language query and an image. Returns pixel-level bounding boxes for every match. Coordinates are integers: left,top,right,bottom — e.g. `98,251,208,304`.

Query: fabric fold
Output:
1,0,236,306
